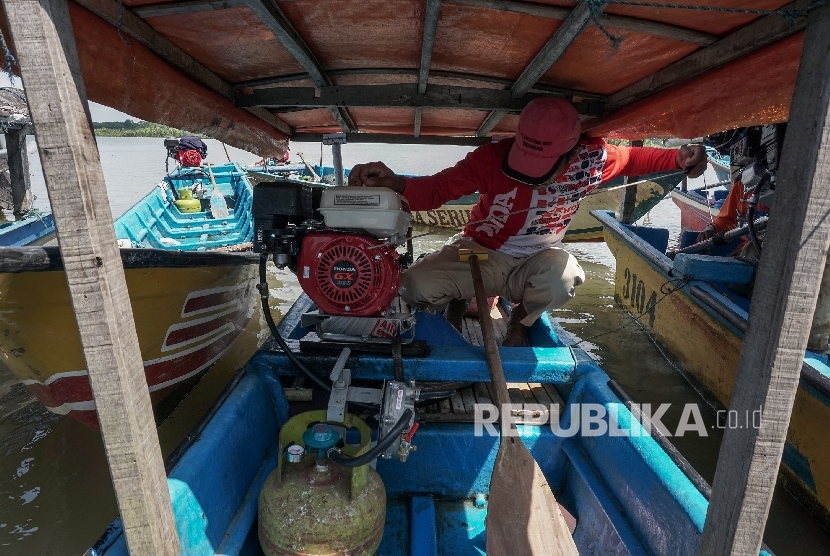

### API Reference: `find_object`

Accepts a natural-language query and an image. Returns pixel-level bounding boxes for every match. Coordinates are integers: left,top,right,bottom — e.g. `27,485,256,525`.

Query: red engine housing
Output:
297,233,401,317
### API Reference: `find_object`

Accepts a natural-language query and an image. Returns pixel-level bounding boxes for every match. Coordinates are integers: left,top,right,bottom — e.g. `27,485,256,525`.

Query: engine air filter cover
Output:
297,233,401,317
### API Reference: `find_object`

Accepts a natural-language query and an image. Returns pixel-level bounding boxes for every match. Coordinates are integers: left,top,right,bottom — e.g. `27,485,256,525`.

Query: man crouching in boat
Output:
348,98,707,346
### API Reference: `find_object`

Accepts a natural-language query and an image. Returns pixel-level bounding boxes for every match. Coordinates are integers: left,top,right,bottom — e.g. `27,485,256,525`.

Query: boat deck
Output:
418,303,566,424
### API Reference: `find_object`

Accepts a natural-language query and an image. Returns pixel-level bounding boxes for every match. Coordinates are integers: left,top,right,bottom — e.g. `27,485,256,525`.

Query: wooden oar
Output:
205,163,230,219
297,152,321,182
462,249,579,555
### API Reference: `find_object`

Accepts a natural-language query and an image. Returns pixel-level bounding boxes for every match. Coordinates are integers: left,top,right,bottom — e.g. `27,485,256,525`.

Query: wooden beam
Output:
238,84,603,115
419,0,441,94
233,68,604,100
132,0,241,19
5,128,31,216
604,0,809,114
478,2,604,135
512,1,605,97
4,0,179,554
698,4,830,554
446,0,717,46
292,132,490,146
476,108,507,137
243,0,355,132
73,0,292,136
414,106,423,138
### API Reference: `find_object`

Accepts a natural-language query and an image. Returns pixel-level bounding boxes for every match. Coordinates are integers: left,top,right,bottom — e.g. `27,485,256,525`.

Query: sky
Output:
0,73,134,122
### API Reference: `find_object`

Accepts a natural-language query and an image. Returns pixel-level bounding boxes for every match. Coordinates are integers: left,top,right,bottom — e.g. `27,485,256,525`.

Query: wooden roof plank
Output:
604,0,809,114
414,106,424,137
446,0,717,46
237,83,603,115
478,2,604,135
243,0,355,132
292,132,490,146
476,109,508,137
234,68,603,100
132,0,241,19
419,0,442,94
512,1,605,97
75,0,292,135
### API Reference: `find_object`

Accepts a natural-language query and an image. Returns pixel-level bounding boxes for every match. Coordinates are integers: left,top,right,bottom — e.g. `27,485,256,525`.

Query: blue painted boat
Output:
0,210,55,246
115,162,253,251
87,290,771,555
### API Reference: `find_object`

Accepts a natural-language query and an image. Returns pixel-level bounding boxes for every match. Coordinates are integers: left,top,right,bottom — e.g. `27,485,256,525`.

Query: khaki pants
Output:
400,237,585,326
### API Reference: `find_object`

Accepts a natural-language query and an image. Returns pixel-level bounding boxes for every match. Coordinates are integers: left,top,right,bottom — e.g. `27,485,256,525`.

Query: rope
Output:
395,171,686,248
576,0,827,48
571,276,690,347
0,29,18,87
588,0,622,49
117,0,132,46
588,0,827,18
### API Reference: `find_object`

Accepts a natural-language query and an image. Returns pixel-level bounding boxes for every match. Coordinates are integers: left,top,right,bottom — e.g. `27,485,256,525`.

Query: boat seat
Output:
623,224,669,254
673,253,756,285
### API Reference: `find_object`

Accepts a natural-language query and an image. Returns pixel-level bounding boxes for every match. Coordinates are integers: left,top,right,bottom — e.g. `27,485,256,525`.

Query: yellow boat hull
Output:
0,247,259,428
604,224,830,524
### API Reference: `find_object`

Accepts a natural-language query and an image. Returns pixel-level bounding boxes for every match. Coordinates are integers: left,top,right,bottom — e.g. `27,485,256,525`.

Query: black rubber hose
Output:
327,409,414,468
259,256,381,412
746,172,770,255
259,256,332,392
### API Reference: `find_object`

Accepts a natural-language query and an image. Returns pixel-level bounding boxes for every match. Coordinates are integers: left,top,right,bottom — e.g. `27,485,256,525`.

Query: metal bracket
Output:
322,132,347,145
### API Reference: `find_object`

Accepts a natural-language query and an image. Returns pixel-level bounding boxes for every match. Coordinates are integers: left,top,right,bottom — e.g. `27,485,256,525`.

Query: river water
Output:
1,138,827,554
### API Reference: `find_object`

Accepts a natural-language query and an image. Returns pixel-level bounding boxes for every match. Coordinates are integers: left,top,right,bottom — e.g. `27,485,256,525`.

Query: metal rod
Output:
332,142,344,187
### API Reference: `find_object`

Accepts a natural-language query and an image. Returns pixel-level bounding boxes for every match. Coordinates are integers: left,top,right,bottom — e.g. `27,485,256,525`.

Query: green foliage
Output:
604,138,669,148
92,120,207,138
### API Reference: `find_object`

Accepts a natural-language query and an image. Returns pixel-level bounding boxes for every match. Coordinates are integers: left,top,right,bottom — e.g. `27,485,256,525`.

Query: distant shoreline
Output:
92,121,205,138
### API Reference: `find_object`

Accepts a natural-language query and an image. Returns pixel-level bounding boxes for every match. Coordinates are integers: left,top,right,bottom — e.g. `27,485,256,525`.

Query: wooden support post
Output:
808,255,830,353
698,5,830,555
4,1,179,554
619,140,641,224
5,128,31,217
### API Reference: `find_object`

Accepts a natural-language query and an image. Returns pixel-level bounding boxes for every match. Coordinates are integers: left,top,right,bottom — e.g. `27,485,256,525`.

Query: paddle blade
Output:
210,187,229,219
486,438,579,555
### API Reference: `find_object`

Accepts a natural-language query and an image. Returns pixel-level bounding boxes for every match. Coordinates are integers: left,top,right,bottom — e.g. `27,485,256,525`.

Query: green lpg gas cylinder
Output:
258,411,386,556
174,188,201,213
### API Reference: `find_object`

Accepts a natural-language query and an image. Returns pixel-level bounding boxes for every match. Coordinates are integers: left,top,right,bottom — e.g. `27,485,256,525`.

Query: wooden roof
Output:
0,0,811,155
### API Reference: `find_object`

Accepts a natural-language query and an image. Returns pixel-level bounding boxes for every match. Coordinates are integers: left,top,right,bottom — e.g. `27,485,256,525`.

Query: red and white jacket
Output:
403,138,679,257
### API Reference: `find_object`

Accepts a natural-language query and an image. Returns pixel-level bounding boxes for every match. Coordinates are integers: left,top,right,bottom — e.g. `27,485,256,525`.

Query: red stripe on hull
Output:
183,290,241,314
165,310,241,346
26,332,239,415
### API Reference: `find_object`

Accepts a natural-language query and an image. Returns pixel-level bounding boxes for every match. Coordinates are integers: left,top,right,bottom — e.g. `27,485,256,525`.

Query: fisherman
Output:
695,174,770,264
348,98,707,345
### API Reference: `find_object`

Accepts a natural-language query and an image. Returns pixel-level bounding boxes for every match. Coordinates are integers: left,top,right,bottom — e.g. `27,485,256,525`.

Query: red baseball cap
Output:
503,98,581,185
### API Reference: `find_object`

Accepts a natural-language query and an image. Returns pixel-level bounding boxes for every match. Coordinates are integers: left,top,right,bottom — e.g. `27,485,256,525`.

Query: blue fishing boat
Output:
88,180,769,556
89,294,740,556
115,162,254,251
0,210,55,246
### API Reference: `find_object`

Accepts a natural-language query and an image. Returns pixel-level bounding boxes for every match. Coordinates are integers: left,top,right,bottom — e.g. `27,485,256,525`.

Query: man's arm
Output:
349,144,493,211
602,142,707,182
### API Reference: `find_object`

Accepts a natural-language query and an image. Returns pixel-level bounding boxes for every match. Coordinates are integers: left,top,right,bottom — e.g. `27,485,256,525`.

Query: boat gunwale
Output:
592,208,830,407
0,245,260,273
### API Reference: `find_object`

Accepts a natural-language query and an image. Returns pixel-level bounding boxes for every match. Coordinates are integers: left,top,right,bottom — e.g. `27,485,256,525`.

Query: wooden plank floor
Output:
417,302,565,425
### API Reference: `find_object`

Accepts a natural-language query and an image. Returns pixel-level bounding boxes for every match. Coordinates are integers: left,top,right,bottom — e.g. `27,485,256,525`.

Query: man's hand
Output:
348,161,406,193
697,225,717,243
676,145,707,178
